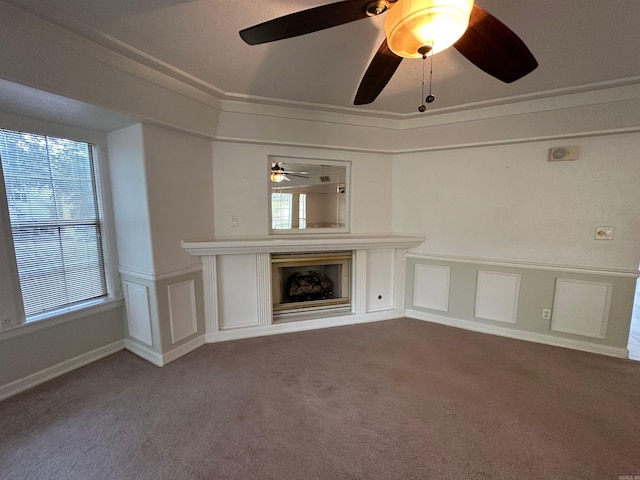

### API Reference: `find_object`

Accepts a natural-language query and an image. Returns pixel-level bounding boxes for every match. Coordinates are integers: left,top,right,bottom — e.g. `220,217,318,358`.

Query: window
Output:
0,129,108,319
271,192,308,230
271,192,293,229
298,194,307,229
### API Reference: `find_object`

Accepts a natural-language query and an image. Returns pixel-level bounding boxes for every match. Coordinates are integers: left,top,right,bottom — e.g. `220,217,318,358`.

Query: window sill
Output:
0,297,124,342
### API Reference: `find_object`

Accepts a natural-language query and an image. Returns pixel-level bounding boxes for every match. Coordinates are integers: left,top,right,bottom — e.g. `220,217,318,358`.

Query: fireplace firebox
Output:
271,252,352,320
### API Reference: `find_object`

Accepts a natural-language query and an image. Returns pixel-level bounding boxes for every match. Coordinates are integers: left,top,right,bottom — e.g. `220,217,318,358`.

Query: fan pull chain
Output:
426,48,435,104
418,54,427,112
417,43,435,113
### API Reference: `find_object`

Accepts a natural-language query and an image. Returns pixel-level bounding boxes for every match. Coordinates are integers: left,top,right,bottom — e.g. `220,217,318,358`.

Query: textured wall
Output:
392,132,640,270
212,141,392,237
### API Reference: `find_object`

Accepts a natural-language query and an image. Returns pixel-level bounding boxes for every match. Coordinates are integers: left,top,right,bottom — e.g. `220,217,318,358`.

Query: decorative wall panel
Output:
123,281,153,345
366,249,395,312
474,271,521,324
551,279,612,339
413,264,451,312
168,279,198,344
217,254,260,330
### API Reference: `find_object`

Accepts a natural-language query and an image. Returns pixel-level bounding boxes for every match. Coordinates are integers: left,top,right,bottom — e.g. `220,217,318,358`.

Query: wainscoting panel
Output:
551,279,612,339
168,279,198,344
406,254,637,356
123,281,153,346
413,264,450,312
217,254,260,330
474,271,521,324
366,249,395,312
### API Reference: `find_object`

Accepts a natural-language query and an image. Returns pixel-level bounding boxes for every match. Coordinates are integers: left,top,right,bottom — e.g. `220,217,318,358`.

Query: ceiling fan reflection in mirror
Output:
271,162,309,183
240,0,537,107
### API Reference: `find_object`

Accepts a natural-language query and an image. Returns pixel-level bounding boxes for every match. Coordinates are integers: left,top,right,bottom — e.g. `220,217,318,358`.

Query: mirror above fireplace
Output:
269,157,350,234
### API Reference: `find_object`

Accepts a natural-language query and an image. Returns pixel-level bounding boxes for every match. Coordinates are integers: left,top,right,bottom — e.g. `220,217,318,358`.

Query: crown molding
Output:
1,1,223,110
7,1,640,133
220,79,640,132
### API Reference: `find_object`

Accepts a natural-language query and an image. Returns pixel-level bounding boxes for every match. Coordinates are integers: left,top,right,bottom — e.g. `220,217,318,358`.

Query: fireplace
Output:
271,251,352,320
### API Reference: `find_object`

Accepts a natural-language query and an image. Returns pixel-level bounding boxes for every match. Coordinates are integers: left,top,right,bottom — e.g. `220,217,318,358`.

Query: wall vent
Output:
319,176,331,182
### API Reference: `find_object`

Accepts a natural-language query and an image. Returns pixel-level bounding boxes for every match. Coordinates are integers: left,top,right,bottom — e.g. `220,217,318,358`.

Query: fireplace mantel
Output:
182,233,425,344
181,233,425,256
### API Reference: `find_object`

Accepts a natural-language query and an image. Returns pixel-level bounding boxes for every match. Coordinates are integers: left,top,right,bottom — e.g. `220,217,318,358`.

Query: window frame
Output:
0,120,121,334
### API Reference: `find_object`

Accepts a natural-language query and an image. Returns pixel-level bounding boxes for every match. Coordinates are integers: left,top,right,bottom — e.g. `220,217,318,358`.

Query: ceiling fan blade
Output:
453,5,538,83
288,173,310,179
354,39,403,105
240,0,375,45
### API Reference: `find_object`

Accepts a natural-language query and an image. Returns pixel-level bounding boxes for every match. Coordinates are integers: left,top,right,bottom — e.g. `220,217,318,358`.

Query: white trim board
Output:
205,310,403,344
118,264,202,282
182,234,425,256
0,340,124,402
407,253,640,278
163,335,205,365
406,310,628,359
124,335,205,367
124,338,163,367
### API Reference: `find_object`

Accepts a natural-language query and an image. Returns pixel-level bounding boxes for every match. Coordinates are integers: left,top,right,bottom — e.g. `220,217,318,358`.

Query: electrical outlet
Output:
542,308,552,320
230,216,238,228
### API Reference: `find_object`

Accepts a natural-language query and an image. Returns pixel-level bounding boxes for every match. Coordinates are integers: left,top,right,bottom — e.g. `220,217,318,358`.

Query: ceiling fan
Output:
271,162,310,183
240,0,538,106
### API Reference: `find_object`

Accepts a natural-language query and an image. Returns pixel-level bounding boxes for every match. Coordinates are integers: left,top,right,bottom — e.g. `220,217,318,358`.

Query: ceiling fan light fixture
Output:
271,163,286,182
271,172,286,182
384,0,474,58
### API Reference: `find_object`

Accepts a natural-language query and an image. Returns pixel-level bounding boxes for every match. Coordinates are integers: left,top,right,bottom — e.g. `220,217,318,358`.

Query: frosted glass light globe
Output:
384,0,474,58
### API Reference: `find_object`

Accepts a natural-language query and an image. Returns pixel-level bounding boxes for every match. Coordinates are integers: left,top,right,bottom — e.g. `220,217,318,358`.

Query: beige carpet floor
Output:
1,318,639,480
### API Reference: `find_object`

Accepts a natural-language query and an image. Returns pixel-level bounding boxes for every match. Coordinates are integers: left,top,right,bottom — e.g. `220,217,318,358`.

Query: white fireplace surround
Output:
182,234,424,343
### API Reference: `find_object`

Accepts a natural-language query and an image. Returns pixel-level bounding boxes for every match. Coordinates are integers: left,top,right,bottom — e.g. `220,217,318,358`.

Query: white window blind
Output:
0,129,107,318
271,192,293,229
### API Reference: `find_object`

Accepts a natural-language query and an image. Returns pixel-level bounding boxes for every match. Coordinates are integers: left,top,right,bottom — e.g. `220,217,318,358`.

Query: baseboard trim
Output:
406,309,629,359
163,335,205,365
0,340,125,402
124,335,206,367
124,338,164,367
205,310,403,343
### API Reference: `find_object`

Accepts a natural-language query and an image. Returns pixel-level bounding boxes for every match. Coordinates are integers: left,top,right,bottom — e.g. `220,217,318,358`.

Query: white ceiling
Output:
5,0,640,117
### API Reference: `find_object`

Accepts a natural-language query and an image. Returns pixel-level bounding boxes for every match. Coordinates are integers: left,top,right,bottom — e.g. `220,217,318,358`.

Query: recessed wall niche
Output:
269,157,350,234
